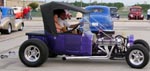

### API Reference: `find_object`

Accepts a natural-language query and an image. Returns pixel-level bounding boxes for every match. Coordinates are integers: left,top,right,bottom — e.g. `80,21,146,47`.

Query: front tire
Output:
126,44,149,69
134,39,150,52
19,39,49,67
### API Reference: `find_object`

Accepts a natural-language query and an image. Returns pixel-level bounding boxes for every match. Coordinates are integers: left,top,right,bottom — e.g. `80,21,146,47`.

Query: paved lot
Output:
0,18,150,71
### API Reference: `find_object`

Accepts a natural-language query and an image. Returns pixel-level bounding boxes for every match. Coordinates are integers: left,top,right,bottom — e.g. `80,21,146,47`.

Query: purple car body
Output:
26,31,93,56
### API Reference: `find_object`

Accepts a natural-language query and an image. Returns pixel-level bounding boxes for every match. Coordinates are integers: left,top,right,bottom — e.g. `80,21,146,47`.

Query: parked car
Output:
19,2,149,69
128,6,144,20
0,6,24,34
85,5,113,34
147,9,150,20
12,7,24,19
110,7,120,19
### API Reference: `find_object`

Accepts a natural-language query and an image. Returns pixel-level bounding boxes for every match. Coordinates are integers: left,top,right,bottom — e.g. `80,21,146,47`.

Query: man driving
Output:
56,9,81,34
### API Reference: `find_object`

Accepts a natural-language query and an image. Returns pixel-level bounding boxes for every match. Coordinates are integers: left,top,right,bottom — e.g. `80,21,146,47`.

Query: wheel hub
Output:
24,45,40,62
129,50,144,65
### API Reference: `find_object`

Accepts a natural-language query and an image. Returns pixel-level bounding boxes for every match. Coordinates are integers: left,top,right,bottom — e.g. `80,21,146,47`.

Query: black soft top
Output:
40,1,88,35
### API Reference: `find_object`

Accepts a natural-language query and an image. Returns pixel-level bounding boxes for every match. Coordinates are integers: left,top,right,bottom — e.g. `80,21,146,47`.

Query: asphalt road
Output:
0,18,150,71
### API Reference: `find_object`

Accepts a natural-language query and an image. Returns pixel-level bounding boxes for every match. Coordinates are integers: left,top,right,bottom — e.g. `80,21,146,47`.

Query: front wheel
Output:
134,39,150,52
19,39,49,67
126,44,149,69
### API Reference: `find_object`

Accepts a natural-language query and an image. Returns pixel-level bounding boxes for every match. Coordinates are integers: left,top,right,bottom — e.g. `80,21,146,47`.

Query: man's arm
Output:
69,24,79,28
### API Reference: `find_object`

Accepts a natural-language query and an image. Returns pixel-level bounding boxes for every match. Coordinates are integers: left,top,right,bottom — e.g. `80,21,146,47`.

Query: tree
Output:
70,1,124,10
134,4,150,13
28,2,39,11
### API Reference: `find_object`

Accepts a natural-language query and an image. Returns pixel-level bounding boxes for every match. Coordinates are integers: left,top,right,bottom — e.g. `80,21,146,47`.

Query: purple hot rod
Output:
19,2,149,69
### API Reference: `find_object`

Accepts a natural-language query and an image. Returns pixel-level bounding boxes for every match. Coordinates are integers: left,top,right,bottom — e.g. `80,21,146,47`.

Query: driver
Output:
56,9,81,34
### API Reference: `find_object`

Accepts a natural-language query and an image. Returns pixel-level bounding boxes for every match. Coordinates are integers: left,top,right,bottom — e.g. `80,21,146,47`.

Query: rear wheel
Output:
126,44,149,69
1,24,12,34
19,39,49,67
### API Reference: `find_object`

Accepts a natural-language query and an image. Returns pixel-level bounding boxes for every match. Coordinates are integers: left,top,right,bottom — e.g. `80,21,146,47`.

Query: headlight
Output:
130,14,133,17
141,14,144,17
91,22,98,26
116,14,119,17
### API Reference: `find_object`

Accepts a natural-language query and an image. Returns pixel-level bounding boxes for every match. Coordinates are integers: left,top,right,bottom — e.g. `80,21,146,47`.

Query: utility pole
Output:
23,0,25,7
45,0,46,3
4,0,6,6
80,0,82,7
89,0,91,5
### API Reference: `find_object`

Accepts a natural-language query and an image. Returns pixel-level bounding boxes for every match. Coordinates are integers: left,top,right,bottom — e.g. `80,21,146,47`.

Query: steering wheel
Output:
64,24,80,33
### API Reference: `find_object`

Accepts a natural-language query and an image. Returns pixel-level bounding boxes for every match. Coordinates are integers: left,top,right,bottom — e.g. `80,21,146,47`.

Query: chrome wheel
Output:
129,50,144,66
24,45,40,62
8,24,11,33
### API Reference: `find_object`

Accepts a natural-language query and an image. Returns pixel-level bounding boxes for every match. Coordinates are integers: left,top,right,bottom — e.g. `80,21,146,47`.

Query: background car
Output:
0,6,24,34
110,7,120,19
12,7,24,19
85,5,113,33
128,6,144,20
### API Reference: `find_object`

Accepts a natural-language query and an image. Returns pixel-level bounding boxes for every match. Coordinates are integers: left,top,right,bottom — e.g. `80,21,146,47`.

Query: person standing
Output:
27,6,32,20
147,9,150,20
23,6,28,19
23,6,32,20
0,8,2,20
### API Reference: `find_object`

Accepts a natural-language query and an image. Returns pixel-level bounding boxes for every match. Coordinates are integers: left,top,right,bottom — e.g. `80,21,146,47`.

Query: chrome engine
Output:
94,31,127,57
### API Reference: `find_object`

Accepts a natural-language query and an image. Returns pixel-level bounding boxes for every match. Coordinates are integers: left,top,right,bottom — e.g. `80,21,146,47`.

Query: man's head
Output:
54,9,67,20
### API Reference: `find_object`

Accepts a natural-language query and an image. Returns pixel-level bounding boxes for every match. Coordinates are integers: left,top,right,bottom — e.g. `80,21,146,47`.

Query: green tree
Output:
70,1,124,10
134,4,150,13
28,2,39,11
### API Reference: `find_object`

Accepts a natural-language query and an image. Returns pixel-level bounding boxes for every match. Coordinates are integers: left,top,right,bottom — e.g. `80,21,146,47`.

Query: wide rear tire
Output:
19,39,49,67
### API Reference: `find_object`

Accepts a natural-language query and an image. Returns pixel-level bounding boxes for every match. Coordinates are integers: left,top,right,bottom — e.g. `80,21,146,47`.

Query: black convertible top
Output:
40,1,88,35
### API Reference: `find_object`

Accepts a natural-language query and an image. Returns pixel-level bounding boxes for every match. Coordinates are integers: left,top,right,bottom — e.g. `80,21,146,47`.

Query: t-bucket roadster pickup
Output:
19,2,149,69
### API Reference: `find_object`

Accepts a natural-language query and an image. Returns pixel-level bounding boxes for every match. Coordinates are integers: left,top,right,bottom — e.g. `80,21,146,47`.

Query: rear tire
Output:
126,44,149,69
19,39,49,67
1,24,12,34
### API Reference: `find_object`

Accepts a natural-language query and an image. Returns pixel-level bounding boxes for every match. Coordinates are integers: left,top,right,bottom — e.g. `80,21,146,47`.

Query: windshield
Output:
88,8,104,13
80,14,91,32
131,8,141,12
110,8,117,13
80,13,111,32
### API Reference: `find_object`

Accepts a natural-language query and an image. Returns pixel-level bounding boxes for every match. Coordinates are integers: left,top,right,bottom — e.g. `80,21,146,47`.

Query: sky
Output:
41,0,150,6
